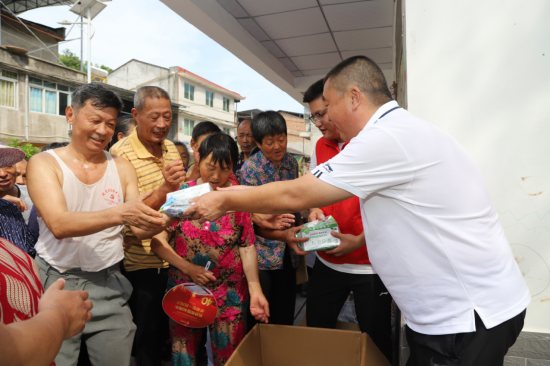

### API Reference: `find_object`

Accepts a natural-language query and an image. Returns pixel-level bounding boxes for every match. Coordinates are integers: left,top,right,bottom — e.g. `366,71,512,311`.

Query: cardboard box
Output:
226,323,391,366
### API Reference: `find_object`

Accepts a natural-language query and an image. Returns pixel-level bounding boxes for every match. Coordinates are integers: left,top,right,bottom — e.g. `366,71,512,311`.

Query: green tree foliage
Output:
6,138,41,161
59,49,81,71
58,49,112,74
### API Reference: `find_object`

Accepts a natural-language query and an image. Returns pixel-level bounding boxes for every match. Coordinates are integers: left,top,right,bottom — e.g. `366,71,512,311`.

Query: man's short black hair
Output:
71,83,123,115
192,121,221,142
324,56,392,107
303,79,324,104
251,111,287,145
198,132,239,170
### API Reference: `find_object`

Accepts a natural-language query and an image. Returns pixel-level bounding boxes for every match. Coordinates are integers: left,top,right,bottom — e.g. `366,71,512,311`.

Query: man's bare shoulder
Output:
28,150,60,170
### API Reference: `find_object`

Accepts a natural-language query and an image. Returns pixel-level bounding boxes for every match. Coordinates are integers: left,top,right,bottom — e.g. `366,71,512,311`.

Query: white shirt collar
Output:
365,100,400,126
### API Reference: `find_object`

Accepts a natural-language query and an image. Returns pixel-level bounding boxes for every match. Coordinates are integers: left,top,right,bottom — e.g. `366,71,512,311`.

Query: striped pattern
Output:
110,128,179,271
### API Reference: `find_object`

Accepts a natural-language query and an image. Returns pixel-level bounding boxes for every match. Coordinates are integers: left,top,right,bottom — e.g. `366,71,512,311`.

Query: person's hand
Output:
2,195,28,212
253,214,295,230
308,208,324,223
250,293,270,323
185,191,226,223
160,160,187,193
38,278,93,340
325,232,365,257
281,226,310,256
119,191,165,230
182,264,216,286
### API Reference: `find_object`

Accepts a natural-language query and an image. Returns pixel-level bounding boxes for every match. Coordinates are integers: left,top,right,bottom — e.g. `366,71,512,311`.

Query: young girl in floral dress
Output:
150,132,269,366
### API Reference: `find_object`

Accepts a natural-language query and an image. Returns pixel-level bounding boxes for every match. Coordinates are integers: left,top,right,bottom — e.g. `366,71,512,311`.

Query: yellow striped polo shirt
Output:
110,128,179,271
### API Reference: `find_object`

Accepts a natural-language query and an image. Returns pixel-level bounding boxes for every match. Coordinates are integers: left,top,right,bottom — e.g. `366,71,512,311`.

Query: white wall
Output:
177,75,236,127
406,0,550,333
109,61,169,90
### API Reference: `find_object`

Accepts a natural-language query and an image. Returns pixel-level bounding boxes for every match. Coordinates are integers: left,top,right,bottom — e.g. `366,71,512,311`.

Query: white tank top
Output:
35,150,124,272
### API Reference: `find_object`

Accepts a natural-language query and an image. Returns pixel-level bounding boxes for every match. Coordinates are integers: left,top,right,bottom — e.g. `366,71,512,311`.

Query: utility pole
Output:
87,7,91,83
80,16,83,72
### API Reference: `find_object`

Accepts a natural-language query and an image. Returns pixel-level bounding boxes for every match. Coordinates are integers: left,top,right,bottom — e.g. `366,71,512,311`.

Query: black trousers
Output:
406,309,526,366
248,248,296,331
124,267,169,366
306,258,393,363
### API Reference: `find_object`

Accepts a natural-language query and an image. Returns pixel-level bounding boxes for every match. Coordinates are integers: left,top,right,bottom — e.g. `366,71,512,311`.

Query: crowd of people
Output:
0,55,530,366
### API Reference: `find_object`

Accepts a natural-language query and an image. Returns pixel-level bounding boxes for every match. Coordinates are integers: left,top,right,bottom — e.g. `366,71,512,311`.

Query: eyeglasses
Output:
308,109,327,124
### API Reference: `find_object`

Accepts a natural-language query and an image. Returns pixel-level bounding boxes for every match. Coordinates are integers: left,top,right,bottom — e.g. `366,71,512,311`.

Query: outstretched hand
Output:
282,226,310,256
184,191,227,223
250,294,270,324
119,190,165,230
253,213,295,230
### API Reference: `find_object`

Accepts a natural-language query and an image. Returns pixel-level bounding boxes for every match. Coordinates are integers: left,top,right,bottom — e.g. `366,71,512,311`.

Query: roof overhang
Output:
2,0,75,15
161,0,395,107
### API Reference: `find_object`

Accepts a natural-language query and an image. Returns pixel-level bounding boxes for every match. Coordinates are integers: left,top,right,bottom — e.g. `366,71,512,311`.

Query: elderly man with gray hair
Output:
27,83,175,365
110,85,185,366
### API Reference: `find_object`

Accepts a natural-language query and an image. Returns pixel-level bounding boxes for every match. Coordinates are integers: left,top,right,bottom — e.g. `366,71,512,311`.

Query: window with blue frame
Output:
29,77,73,115
223,97,230,112
205,91,213,107
184,83,194,101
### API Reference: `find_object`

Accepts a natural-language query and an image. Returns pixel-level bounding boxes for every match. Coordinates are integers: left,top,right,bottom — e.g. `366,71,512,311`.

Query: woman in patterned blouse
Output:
150,132,269,366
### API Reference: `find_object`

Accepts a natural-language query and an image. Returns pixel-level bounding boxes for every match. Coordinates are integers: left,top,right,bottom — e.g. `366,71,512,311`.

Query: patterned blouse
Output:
0,199,37,256
239,150,300,270
168,179,256,318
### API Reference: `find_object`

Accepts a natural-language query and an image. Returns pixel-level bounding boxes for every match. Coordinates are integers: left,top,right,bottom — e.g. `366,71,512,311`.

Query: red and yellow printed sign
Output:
162,283,218,328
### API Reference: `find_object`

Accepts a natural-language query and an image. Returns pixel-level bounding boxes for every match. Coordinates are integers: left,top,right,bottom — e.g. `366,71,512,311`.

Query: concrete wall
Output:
279,111,310,156
1,17,62,64
0,47,85,145
398,0,550,364
109,60,170,91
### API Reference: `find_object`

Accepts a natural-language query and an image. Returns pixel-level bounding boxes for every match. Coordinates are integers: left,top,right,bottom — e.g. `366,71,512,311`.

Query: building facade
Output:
0,47,178,147
107,59,245,143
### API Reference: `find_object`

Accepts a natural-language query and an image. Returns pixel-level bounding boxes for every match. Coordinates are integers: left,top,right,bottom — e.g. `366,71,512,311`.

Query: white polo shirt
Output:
312,101,530,335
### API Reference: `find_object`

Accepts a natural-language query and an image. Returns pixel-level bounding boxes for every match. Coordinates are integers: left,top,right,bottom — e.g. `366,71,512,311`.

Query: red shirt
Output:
0,237,55,365
314,139,370,265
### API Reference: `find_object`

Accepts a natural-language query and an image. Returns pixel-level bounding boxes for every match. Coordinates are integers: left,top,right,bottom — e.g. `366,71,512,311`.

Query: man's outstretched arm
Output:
186,173,354,223
27,153,165,239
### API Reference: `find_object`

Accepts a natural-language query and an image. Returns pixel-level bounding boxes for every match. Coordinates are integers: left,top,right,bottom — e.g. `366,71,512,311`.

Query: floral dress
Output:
167,179,256,366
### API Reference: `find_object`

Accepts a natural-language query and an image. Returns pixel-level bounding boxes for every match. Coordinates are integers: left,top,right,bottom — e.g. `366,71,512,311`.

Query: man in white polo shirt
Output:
186,56,530,366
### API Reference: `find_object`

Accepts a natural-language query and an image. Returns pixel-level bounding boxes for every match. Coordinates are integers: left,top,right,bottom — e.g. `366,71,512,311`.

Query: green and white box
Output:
160,183,213,219
297,215,341,251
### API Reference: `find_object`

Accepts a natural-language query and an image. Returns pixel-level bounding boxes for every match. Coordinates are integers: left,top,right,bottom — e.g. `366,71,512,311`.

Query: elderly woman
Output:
136,132,268,366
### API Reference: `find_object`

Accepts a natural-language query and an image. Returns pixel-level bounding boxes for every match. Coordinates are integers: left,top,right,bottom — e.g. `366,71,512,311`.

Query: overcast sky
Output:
20,0,304,113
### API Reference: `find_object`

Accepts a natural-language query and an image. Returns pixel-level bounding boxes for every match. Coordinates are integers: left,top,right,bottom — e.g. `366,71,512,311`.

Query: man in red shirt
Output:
303,79,393,363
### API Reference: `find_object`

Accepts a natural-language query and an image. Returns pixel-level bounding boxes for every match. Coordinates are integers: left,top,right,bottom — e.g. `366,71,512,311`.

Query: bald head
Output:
324,56,391,107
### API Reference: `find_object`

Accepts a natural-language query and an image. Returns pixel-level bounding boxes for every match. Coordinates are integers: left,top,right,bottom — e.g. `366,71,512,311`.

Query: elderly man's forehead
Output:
238,120,252,131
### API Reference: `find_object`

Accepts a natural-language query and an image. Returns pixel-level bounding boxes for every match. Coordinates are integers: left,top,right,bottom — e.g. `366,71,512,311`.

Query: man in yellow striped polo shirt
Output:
110,86,185,366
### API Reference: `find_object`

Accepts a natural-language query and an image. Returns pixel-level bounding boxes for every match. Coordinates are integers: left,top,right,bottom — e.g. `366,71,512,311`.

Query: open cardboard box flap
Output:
226,323,390,366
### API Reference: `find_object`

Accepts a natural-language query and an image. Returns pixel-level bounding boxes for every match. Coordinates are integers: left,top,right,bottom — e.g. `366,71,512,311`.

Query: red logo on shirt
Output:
102,188,121,206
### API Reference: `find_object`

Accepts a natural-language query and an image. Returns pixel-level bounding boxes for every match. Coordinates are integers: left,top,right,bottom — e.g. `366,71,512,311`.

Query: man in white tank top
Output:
26,84,173,366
